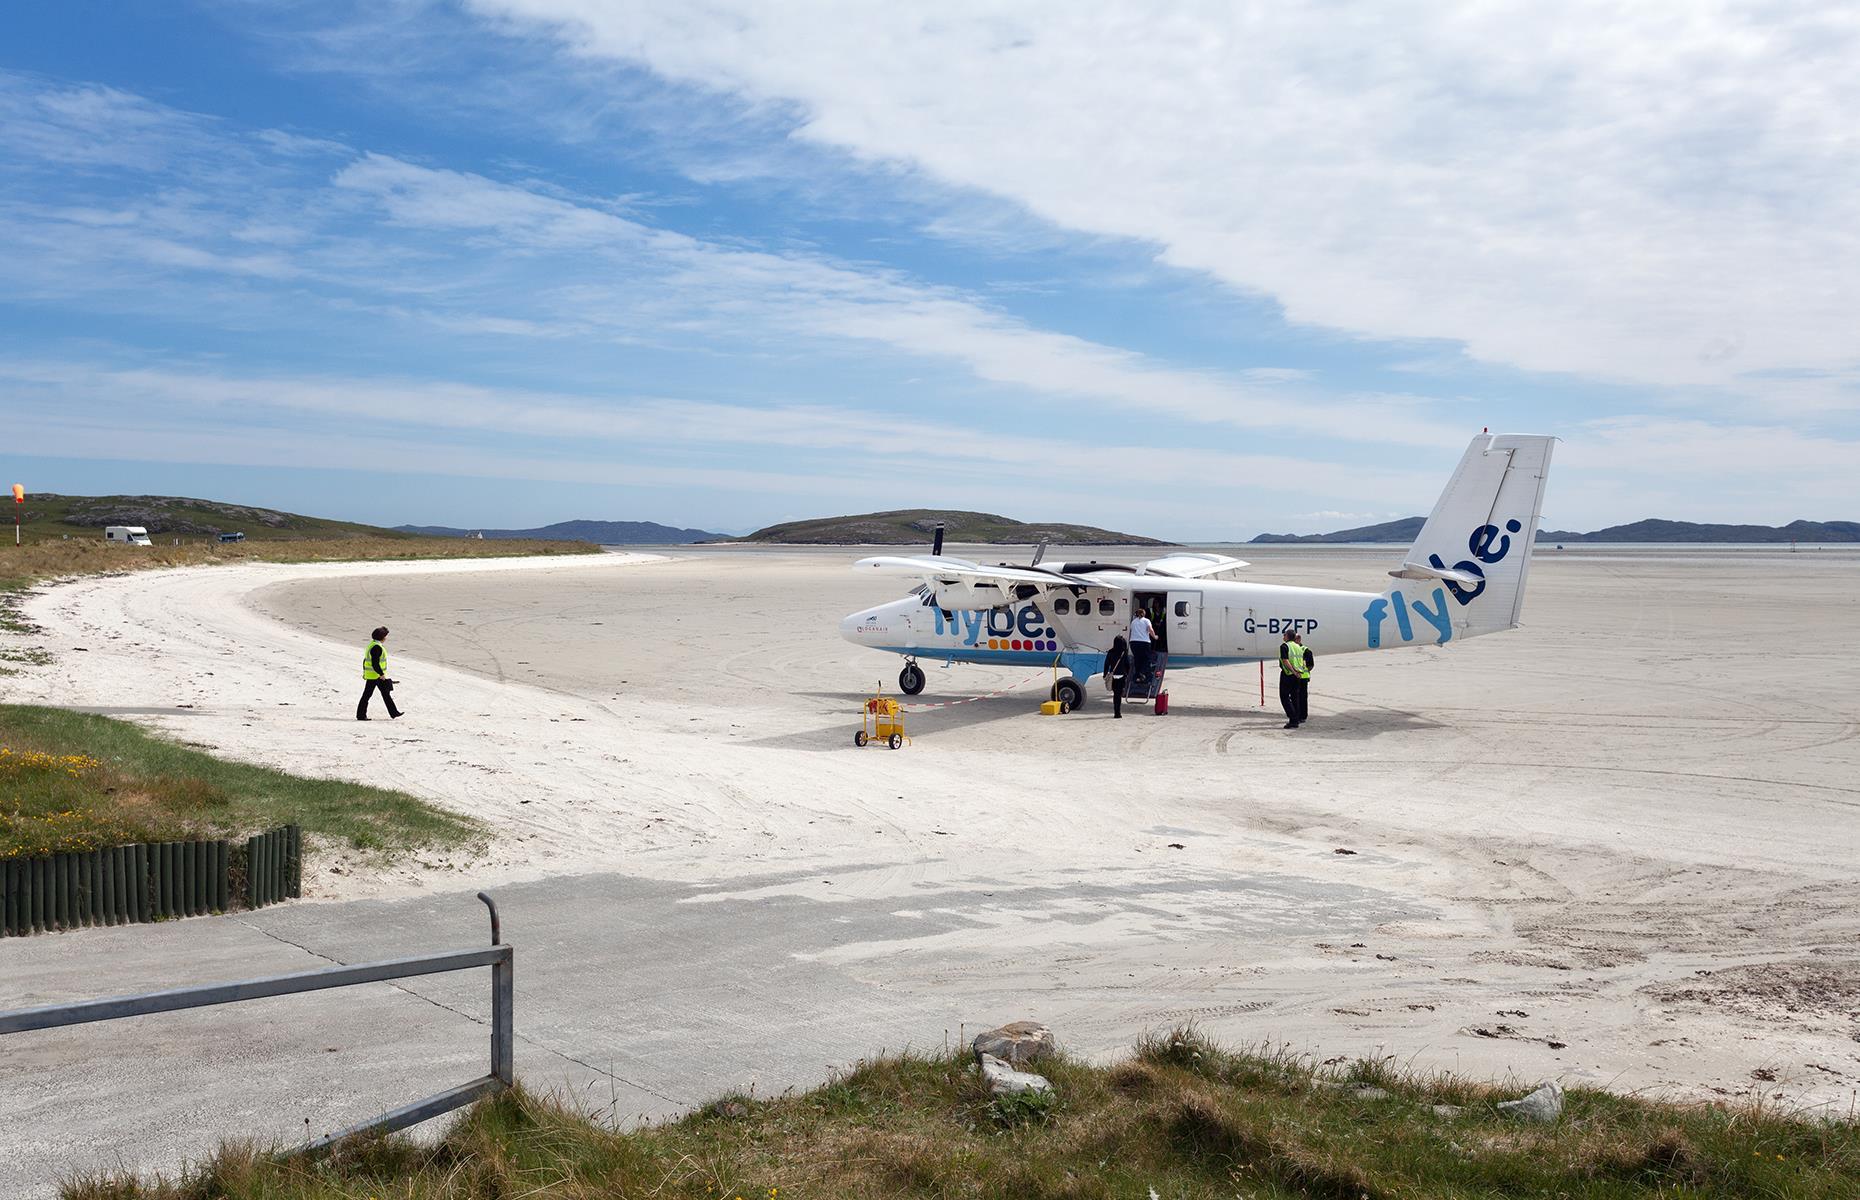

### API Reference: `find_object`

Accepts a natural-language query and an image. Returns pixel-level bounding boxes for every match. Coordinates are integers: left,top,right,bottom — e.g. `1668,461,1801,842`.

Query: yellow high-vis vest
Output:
1282,643,1311,680
362,639,386,680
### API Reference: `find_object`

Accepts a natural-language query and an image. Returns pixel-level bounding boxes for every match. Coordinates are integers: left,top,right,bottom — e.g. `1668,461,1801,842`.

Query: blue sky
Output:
5,2,1857,538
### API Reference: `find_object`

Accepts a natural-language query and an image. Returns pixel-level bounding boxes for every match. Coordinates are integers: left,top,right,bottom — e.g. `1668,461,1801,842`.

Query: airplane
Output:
839,432,1554,711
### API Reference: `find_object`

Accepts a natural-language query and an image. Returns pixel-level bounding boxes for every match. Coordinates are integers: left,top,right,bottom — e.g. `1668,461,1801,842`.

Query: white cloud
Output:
6,358,1439,509
468,1,1860,406
324,153,1469,445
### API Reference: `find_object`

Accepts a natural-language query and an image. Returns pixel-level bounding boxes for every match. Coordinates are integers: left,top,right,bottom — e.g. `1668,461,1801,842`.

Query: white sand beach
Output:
3,544,1858,1189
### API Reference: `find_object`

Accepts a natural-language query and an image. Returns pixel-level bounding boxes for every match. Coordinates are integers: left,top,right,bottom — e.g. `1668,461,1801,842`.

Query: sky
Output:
4,2,1858,539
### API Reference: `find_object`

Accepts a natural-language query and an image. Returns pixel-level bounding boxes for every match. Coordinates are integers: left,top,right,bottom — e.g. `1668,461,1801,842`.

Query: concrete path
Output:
0,861,1397,1196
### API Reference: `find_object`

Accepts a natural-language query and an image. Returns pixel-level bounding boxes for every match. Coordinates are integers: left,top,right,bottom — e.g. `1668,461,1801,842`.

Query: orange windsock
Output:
10,484,21,503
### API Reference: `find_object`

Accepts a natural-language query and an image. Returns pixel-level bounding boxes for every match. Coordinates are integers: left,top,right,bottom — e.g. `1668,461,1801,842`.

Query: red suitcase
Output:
1154,691,1169,715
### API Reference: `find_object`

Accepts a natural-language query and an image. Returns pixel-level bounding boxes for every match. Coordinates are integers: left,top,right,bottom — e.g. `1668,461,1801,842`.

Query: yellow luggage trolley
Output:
856,691,910,749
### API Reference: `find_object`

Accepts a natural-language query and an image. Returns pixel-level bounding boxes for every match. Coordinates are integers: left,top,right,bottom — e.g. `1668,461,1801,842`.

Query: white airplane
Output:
839,432,1554,711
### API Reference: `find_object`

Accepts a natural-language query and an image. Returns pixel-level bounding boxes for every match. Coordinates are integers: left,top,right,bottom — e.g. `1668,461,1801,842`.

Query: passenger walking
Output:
1128,606,1156,692
357,625,403,721
1279,630,1313,728
1103,635,1131,719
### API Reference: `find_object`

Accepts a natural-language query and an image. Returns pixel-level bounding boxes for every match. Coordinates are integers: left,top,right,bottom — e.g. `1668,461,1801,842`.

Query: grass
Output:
0,704,480,860
64,1029,1860,1199
11,491,483,544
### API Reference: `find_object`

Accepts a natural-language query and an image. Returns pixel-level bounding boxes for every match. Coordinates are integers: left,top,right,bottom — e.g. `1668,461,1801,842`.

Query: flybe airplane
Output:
840,432,1554,711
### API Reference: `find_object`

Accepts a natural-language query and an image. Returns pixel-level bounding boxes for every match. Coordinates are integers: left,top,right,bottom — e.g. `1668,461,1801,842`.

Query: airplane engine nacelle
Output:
930,581,1010,611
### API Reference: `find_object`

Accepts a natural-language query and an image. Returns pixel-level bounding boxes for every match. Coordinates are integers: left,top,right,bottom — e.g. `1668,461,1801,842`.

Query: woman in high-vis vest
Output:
357,625,403,720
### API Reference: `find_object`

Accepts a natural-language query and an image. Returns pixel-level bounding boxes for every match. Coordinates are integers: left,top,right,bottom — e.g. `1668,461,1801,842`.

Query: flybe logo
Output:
933,604,1058,651
1363,519,1522,648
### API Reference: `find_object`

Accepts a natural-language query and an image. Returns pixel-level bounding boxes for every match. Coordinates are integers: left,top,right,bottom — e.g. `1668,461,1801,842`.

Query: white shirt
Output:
1129,615,1154,644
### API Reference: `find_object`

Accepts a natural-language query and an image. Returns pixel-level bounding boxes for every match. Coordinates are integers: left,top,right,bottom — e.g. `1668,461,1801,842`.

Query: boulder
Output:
972,1021,1056,1067
1496,1081,1564,1123
979,1053,1052,1097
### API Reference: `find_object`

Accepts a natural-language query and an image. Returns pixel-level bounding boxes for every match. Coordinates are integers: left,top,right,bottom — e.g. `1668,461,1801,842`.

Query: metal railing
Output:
0,892,513,1151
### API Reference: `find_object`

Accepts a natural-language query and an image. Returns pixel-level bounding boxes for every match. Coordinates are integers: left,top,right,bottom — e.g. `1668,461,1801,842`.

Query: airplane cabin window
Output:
1174,601,1189,617
1098,598,1115,616
1054,598,1070,614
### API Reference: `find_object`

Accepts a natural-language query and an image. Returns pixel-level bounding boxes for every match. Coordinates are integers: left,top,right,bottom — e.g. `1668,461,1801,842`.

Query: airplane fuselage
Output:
841,574,1469,683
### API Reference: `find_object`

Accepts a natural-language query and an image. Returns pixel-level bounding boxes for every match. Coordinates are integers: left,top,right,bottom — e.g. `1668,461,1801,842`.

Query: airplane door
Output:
1166,591,1203,657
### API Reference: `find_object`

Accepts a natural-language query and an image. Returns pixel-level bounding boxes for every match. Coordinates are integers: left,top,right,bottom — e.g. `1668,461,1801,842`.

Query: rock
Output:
979,1053,1053,1097
1496,1081,1564,1123
1432,1104,1465,1118
972,1021,1056,1067
1353,1085,1392,1101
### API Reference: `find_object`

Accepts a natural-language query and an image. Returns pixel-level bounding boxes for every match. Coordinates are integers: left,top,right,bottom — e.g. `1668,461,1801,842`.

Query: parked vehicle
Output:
105,525,153,546
217,531,246,543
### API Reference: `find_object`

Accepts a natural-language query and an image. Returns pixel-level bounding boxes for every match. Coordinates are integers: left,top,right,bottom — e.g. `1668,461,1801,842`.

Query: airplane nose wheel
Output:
1052,677,1085,713
898,662,926,695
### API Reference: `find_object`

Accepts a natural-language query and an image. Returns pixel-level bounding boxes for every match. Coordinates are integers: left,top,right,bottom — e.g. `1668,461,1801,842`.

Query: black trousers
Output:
1293,677,1310,724
1110,676,1127,717
1132,642,1154,691
357,678,401,719
1278,672,1295,723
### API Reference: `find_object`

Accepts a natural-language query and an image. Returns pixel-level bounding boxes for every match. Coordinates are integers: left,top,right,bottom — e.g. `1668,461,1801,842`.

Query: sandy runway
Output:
4,544,1859,1189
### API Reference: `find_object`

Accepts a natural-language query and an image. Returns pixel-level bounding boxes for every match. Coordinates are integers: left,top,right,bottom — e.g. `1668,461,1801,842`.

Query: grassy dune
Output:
0,704,481,859
66,1031,1859,1198
0,534,564,856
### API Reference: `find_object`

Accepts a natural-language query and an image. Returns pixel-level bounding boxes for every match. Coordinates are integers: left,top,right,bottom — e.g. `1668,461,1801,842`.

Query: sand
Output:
5,544,1859,1132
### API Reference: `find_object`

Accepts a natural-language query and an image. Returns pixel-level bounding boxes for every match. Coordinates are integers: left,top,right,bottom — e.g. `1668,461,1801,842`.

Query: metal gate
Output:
0,892,513,1151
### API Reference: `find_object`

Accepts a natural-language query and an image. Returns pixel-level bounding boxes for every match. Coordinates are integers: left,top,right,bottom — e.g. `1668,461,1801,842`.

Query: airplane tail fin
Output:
1381,433,1555,643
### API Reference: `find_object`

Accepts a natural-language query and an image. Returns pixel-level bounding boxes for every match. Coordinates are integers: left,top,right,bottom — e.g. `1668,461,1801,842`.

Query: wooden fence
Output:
0,825,301,937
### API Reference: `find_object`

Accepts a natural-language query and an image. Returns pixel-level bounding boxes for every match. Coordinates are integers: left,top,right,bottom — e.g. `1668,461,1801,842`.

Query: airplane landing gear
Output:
899,661,926,695
1052,677,1085,713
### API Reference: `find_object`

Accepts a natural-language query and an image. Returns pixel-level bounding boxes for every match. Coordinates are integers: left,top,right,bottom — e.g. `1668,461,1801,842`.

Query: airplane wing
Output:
1129,552,1250,578
854,555,1094,610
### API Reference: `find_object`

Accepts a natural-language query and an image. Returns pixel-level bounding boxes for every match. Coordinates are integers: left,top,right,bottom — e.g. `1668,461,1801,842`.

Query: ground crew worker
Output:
1279,629,1313,728
357,625,403,721
1287,632,1316,725
1128,606,1156,692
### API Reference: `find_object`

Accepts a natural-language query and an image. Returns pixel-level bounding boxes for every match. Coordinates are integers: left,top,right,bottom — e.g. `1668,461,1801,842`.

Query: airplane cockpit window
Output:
1054,597,1071,614
920,592,938,606
1098,598,1115,616
1175,601,1189,617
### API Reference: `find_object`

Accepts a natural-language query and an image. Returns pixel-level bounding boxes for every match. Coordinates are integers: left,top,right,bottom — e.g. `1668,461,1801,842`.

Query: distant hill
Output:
395,519,724,544
1537,519,1860,544
739,509,1165,546
1251,515,1860,545
16,493,416,542
1250,517,1425,544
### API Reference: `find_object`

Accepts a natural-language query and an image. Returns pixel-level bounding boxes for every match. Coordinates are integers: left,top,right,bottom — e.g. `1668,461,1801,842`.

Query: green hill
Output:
738,509,1165,546
10,493,421,543
1249,517,1424,544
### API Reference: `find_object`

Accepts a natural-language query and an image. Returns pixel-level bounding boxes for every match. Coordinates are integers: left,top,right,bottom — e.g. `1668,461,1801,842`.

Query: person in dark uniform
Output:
357,626,403,720
1103,635,1131,719
1291,631,1313,726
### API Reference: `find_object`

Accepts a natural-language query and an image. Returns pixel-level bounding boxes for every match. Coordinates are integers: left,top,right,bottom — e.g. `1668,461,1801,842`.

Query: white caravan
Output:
840,432,1554,710
105,526,153,546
